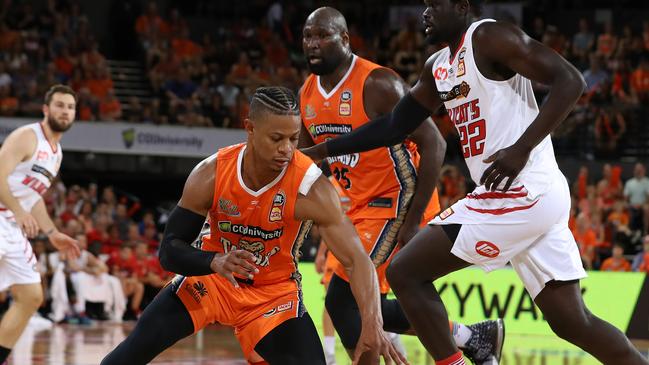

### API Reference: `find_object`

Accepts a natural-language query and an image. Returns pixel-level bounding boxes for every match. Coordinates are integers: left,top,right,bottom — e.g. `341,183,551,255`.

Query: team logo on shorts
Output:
263,301,294,318
438,207,454,220
475,241,500,258
184,281,208,303
269,190,286,222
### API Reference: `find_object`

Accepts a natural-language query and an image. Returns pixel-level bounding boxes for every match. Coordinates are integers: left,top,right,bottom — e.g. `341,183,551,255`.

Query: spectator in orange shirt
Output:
229,52,253,86
99,89,122,121
53,46,77,80
596,22,617,59
631,58,649,102
171,27,202,61
608,200,630,228
573,214,598,269
600,244,631,272
135,2,169,43
86,67,114,99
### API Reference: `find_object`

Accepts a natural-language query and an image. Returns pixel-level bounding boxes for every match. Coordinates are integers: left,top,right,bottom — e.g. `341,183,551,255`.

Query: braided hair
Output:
249,86,300,119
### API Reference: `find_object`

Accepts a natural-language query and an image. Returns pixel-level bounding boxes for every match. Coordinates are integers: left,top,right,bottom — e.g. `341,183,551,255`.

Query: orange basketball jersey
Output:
300,55,439,221
202,143,321,285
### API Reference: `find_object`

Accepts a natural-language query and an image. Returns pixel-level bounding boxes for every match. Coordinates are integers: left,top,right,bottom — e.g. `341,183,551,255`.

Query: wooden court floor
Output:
6,321,649,364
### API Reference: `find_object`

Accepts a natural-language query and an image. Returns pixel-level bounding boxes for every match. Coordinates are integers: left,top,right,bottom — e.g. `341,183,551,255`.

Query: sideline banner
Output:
0,118,246,157
300,264,648,340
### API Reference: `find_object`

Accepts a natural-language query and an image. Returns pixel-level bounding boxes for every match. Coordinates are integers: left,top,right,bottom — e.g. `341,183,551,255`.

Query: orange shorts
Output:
172,274,303,359
320,251,339,287
333,218,398,294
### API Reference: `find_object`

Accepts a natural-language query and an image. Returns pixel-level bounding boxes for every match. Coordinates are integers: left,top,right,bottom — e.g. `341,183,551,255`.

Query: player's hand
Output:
48,231,81,260
210,250,259,288
397,219,420,247
15,211,39,238
353,321,409,365
300,143,327,163
480,143,531,192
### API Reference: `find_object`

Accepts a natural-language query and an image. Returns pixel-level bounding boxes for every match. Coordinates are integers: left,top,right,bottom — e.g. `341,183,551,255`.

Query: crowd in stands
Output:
0,0,121,121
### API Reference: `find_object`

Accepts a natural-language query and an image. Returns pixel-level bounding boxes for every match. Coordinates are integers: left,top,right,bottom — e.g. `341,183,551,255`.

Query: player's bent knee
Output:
386,257,409,290
13,286,44,310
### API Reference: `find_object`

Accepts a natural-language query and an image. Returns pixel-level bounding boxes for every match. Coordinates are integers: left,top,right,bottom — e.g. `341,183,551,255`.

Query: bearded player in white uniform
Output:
0,85,80,365
303,1,648,364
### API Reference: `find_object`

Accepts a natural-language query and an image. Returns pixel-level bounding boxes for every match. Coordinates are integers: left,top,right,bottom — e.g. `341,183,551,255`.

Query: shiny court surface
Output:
6,321,649,365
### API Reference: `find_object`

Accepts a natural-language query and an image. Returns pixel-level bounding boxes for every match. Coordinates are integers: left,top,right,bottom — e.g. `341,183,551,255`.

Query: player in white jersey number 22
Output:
0,85,80,365
303,1,648,364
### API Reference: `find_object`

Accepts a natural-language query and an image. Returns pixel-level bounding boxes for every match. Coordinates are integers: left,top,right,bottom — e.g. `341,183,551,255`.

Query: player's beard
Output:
47,115,72,132
305,55,340,76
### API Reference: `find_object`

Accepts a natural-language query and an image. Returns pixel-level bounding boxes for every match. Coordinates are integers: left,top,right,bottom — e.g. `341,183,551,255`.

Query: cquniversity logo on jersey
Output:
308,123,352,138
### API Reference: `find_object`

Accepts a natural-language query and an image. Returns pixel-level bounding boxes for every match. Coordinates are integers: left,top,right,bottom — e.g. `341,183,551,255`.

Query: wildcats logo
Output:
269,190,286,222
308,123,352,138
438,81,471,102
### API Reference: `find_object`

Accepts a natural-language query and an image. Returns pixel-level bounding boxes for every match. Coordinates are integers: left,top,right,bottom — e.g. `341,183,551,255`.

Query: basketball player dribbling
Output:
101,87,407,365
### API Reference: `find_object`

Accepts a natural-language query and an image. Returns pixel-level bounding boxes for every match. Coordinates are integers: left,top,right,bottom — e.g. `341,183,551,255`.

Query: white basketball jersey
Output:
431,19,560,198
1,123,62,215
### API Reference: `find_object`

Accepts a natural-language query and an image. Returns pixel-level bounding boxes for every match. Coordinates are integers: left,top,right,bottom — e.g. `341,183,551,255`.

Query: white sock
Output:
324,336,336,365
452,322,473,348
323,336,336,356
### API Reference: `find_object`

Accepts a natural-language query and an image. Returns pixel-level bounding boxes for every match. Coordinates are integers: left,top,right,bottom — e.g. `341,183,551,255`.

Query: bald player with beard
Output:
300,7,503,365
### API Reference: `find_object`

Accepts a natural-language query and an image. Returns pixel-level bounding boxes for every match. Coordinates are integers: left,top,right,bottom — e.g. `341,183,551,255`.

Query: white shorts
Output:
0,214,40,291
429,172,586,298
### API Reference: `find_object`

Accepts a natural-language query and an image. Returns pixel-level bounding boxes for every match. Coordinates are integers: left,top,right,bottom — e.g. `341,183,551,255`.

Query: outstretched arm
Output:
302,56,444,161
475,22,586,191
295,176,408,364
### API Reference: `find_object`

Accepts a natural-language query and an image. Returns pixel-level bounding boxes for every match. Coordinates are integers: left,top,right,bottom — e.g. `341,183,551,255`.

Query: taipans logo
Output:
218,198,240,217
475,241,500,258
434,67,449,81
122,128,135,148
438,81,471,102
218,221,283,240
308,123,352,138
304,104,317,119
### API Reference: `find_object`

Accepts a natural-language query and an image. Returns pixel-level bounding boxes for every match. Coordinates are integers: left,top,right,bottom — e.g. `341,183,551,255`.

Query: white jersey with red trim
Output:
430,18,560,199
1,123,62,215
